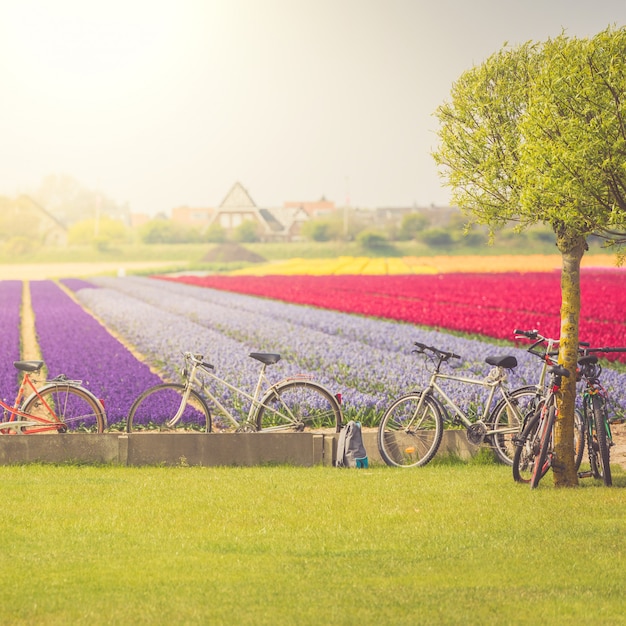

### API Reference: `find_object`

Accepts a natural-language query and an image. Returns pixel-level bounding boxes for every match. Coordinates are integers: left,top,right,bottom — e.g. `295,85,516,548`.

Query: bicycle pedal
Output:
578,471,593,479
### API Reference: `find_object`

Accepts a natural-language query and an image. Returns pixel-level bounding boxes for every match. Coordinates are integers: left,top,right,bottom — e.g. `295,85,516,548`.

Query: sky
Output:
2,0,626,217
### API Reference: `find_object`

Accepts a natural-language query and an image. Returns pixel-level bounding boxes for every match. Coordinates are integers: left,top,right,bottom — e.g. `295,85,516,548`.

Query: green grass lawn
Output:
1,462,625,625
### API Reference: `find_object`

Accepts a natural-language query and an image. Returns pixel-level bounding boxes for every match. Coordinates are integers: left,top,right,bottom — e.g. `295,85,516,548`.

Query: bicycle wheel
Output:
489,386,539,465
377,392,444,468
589,395,612,486
530,405,555,489
126,384,212,433
512,410,542,483
21,383,106,433
574,408,585,471
255,380,342,432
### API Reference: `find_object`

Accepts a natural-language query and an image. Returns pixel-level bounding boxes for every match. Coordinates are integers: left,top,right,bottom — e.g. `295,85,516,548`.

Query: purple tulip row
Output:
29,280,162,425
0,281,23,402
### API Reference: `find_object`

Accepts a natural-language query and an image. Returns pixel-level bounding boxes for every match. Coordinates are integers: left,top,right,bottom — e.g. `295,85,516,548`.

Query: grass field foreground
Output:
1,463,625,625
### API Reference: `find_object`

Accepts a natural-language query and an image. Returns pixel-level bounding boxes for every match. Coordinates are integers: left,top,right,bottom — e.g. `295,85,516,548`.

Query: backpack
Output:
336,420,368,468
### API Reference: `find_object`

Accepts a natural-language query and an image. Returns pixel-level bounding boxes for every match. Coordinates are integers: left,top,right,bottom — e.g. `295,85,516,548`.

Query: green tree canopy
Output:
433,26,626,487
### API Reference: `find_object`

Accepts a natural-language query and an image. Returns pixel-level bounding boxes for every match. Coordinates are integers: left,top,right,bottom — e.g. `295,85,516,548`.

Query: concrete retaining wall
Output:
0,430,479,467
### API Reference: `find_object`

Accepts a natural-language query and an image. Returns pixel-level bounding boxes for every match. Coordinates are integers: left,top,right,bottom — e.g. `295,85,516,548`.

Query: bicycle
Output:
512,362,570,487
576,346,626,486
511,329,585,471
0,360,107,434
377,342,539,468
126,351,343,433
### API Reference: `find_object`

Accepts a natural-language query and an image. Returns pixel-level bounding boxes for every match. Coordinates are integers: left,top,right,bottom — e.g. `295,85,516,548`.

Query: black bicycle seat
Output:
578,355,598,366
13,360,44,372
485,355,517,369
249,353,281,365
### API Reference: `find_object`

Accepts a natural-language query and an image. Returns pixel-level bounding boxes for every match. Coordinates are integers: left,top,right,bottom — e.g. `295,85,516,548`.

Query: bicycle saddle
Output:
249,353,281,365
13,360,44,372
485,355,517,369
549,364,570,377
578,355,598,366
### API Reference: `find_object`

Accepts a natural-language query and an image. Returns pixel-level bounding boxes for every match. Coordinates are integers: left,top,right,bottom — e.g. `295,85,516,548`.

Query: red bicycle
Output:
0,360,106,434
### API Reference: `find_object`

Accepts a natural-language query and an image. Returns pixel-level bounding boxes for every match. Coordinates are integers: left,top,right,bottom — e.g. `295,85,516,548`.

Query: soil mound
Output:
201,243,266,264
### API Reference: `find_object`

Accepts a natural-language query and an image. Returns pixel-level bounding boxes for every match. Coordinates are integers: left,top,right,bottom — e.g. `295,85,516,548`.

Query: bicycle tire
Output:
574,408,585,471
512,410,542,483
377,392,444,468
21,383,106,433
530,404,556,489
126,384,212,433
489,386,539,466
590,395,612,486
255,380,342,432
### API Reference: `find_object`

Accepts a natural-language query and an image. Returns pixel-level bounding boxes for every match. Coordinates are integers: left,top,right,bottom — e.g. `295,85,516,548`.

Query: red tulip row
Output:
158,271,626,361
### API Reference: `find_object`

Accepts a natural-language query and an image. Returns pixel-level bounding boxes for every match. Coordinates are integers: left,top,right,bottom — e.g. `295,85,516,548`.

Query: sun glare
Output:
2,1,177,98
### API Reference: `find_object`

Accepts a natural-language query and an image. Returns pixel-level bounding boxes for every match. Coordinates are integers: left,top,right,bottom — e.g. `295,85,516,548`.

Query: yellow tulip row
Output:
230,253,617,276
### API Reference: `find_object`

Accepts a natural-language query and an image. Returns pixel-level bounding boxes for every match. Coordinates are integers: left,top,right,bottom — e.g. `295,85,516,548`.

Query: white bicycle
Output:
126,351,343,433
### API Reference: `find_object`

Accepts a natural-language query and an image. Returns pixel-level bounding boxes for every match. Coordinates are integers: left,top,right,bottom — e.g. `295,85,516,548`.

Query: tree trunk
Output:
553,232,587,487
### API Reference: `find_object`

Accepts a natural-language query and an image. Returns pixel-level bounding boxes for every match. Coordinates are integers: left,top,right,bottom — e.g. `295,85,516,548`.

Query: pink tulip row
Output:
159,270,626,362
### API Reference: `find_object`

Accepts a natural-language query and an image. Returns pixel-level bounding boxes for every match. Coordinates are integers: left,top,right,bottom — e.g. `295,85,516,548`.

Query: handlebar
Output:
583,346,626,354
514,329,539,340
183,351,215,371
413,342,461,362
514,329,590,355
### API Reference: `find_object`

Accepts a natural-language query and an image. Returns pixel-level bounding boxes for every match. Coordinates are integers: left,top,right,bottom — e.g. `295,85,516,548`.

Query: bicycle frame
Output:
421,368,521,437
182,355,319,431
0,371,65,434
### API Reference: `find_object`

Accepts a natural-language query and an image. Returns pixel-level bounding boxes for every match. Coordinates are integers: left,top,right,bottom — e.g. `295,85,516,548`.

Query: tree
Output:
398,212,430,240
68,217,131,250
300,217,343,241
356,229,396,254
205,223,227,243
419,227,454,248
433,26,626,487
233,219,260,243
33,174,129,225
138,219,200,244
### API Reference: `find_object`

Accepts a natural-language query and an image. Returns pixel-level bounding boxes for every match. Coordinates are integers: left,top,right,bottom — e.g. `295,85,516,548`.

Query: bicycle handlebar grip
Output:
513,329,538,338
595,347,626,353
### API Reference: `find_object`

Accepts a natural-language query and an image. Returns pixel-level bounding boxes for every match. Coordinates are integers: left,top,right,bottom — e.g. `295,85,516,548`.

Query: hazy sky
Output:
2,0,626,216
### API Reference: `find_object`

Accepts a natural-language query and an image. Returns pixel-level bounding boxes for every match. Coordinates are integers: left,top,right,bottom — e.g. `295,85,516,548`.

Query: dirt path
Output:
0,261,182,281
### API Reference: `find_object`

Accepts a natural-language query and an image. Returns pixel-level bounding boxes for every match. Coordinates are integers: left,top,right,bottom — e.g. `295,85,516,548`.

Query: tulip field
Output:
2,269,624,430
159,270,626,358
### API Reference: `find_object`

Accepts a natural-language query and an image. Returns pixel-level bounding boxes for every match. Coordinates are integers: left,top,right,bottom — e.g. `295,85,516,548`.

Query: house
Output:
171,206,214,230
208,182,310,242
283,197,336,217
4,195,69,246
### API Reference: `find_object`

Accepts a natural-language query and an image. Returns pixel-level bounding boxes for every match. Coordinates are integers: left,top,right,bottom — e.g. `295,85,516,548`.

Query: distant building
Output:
130,213,151,229
171,206,214,229
11,195,68,246
207,182,310,242
283,197,336,217
375,204,461,227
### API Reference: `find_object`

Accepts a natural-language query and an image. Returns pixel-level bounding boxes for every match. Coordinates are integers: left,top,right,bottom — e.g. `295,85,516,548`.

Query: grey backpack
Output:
336,420,368,468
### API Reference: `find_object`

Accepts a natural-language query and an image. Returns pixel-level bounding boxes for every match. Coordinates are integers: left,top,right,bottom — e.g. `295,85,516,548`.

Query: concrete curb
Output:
0,431,479,467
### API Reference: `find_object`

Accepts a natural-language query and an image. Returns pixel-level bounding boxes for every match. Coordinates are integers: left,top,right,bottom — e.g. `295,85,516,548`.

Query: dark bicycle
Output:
576,346,626,486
